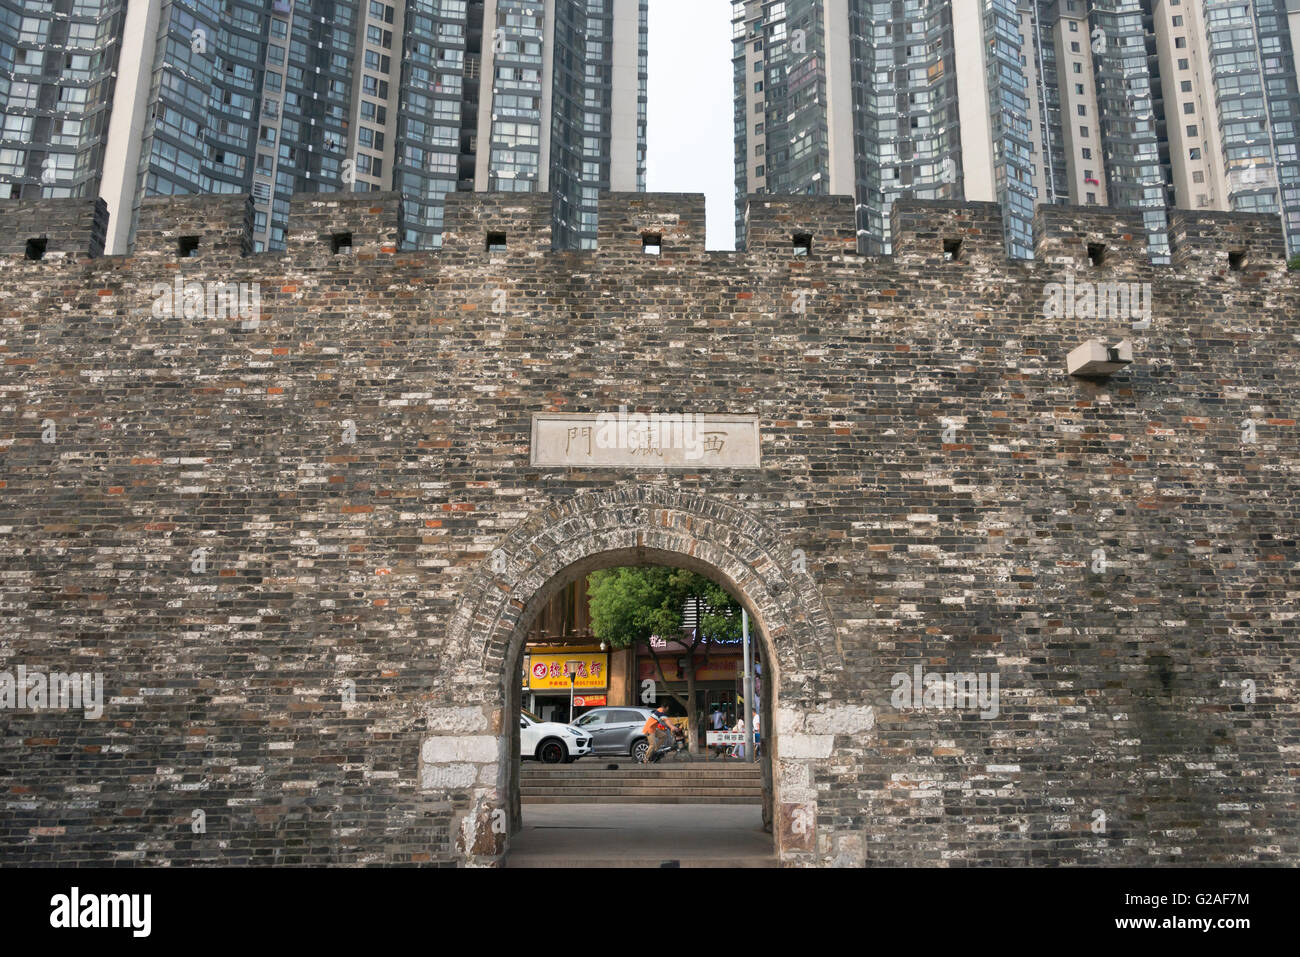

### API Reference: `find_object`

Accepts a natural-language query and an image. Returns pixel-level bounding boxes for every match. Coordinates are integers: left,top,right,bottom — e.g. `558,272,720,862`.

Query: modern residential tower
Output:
734,0,1300,259
0,0,647,254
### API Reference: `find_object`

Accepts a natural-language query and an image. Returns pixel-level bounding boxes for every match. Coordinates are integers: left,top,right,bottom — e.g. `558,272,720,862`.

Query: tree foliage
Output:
587,566,741,648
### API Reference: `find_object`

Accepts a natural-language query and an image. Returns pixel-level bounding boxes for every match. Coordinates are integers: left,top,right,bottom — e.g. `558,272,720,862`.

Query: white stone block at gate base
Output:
781,734,834,759
421,735,499,765
805,704,876,735
426,706,489,733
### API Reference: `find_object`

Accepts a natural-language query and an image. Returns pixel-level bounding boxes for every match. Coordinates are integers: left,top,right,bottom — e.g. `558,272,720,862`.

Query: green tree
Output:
1288,254,1300,271
587,566,742,752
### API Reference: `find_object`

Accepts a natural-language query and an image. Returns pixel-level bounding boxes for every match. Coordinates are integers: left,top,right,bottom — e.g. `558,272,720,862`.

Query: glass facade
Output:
1209,0,1300,252
0,0,125,200
0,0,645,253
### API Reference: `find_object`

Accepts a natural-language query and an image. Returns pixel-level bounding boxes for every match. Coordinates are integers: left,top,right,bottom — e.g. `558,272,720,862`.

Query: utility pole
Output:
742,609,755,764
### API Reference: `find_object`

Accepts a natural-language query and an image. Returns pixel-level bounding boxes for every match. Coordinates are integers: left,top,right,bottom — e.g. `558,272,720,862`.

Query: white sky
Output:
646,0,735,250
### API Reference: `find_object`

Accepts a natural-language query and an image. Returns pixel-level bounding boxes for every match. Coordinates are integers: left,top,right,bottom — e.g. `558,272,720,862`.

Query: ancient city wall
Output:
0,190,1295,865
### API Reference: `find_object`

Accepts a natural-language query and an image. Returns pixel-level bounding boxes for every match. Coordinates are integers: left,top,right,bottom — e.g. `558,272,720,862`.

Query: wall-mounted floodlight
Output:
1068,338,1133,377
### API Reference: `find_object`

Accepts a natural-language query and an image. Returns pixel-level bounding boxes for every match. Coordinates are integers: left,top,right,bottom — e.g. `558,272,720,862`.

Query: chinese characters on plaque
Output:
531,412,761,469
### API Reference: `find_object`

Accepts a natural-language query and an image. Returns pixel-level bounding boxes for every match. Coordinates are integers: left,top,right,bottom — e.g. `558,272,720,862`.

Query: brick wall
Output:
0,191,1295,866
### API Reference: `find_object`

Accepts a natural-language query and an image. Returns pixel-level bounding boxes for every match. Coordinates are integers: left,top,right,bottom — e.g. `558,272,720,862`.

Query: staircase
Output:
520,760,764,805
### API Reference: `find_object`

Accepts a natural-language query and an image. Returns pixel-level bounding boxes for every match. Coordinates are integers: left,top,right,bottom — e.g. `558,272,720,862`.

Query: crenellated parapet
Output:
0,191,1294,286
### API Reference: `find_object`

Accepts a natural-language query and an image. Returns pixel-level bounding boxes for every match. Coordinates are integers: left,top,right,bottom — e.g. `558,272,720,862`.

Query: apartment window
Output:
754,122,764,135
1086,192,1097,204
1077,104,1087,116
753,61,762,72
1186,125,1198,136
1080,126,1089,137
1073,62,1082,74
1172,16,1183,26
1070,41,1080,52
1189,148,1201,159
1084,169,1094,180
1180,80,1192,92
1175,36,1186,48
755,165,764,177
1192,170,1205,183
1075,84,1084,94
1178,58,1189,70
1069,21,1078,32
270,18,288,39
1183,102,1195,114
754,81,763,92
1081,147,1092,159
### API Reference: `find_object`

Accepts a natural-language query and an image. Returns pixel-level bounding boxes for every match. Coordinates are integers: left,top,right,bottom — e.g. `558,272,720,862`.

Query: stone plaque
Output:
530,412,761,469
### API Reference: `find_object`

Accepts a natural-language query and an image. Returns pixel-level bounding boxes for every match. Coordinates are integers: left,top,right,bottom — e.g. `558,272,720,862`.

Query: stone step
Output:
520,782,764,789
506,854,776,868
521,795,763,805
521,766,762,776
520,790,759,795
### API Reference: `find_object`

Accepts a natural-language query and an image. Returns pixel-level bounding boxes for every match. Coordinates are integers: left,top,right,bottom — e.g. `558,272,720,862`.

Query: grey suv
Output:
572,706,659,762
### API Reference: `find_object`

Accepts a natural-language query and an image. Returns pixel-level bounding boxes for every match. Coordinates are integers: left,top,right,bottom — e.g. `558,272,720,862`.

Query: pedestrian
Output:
709,704,726,757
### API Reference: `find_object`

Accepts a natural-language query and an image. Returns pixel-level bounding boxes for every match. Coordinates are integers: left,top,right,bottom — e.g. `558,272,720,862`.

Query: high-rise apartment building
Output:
734,0,1300,259
0,0,646,254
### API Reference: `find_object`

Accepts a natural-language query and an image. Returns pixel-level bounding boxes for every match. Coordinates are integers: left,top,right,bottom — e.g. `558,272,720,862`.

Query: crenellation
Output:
890,200,1006,268
1032,204,1152,278
0,197,107,262
440,192,553,260
744,194,857,259
596,192,707,261
1168,209,1289,279
284,191,402,262
132,194,253,264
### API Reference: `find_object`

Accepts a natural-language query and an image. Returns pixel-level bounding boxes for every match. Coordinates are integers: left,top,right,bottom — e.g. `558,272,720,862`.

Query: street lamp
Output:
565,660,580,722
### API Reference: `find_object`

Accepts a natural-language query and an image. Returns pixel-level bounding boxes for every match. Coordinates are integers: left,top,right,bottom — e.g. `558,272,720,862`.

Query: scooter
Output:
648,724,688,763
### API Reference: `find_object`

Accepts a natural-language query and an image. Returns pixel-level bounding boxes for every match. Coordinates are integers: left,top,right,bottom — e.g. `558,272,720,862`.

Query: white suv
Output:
519,709,592,763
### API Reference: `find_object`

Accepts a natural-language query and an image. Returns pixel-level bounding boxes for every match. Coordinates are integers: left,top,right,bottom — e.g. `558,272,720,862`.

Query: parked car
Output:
519,709,592,764
571,706,662,762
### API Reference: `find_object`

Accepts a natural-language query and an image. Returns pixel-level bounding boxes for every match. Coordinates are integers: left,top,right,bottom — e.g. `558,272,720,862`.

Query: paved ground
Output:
505,803,775,868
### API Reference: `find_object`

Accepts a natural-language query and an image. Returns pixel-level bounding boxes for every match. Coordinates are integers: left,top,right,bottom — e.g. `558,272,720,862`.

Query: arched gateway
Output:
430,484,847,866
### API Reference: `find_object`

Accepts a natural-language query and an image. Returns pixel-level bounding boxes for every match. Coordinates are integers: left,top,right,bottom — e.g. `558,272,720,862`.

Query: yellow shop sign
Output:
527,654,608,691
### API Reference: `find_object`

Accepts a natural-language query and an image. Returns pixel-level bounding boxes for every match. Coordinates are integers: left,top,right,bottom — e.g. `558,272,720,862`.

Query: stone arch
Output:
429,484,844,865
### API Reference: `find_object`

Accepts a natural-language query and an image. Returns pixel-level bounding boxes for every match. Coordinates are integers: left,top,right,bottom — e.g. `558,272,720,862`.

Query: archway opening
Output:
500,549,776,867
434,485,842,867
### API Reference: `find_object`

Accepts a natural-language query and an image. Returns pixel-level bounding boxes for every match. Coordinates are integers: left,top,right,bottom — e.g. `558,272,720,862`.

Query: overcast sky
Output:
646,0,735,250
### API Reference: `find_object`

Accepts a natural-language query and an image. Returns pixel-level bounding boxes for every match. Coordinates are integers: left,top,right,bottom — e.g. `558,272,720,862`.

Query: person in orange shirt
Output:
640,705,669,763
